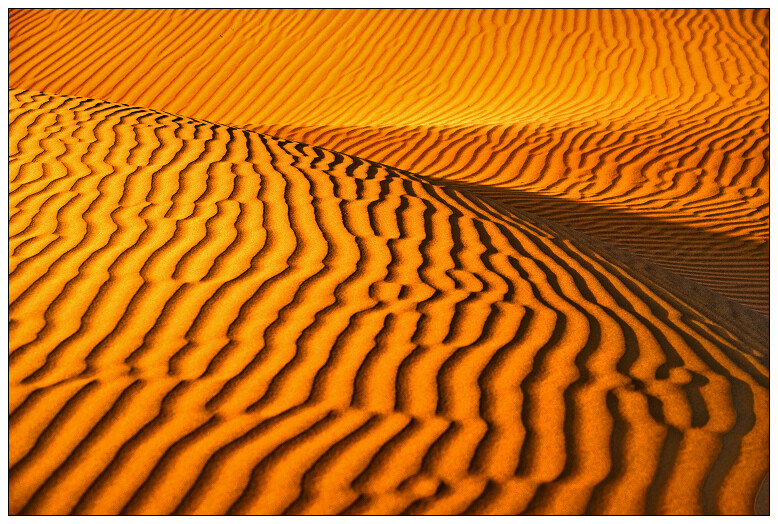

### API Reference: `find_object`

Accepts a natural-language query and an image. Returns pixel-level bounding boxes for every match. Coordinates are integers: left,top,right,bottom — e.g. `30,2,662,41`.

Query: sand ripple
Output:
9,8,769,312
9,89,768,515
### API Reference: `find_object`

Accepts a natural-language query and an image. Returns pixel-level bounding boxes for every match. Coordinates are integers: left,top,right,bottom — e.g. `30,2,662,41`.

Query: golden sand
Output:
10,8,769,312
8,9,769,515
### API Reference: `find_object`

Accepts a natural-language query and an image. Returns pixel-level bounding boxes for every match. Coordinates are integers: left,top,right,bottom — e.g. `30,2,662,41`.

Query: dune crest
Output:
9,89,768,515
9,8,769,312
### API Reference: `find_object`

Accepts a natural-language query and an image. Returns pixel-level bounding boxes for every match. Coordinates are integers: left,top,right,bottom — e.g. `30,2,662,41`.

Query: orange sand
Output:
8,8,770,515
9,8,769,312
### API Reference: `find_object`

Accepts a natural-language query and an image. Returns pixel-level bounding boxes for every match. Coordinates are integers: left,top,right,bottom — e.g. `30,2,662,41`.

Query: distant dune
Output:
8,8,770,516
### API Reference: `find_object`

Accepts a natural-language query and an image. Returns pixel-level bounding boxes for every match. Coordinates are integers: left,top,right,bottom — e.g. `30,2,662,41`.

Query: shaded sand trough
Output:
8,8,770,515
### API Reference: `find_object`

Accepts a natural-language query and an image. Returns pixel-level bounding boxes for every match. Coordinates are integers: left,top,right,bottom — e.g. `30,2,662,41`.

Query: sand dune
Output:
8,8,770,516
9,89,768,515
9,8,769,312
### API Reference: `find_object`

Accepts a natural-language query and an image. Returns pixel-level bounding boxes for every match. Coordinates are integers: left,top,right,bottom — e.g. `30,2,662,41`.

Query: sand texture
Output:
10,9,769,313
8,8,770,515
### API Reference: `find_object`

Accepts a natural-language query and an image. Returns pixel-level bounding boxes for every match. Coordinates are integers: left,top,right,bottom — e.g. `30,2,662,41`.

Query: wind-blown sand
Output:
8,8,770,515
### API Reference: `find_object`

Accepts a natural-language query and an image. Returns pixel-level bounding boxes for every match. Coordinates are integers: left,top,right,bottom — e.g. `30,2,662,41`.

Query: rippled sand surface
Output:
8,9,769,515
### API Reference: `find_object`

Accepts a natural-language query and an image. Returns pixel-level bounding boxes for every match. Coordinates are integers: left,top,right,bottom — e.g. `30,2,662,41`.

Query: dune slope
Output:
8,8,770,312
9,89,768,515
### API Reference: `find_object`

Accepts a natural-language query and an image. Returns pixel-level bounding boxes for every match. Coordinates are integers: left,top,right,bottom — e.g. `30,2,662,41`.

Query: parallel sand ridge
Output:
9,89,768,514
8,8,770,313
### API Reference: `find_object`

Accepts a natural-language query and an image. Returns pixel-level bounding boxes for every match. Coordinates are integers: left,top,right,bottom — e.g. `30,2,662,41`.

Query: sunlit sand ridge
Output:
8,8,770,516
9,89,768,515
9,8,769,312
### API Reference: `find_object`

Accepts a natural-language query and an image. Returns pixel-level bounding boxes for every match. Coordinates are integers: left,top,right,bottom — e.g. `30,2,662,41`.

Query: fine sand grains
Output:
9,90,768,515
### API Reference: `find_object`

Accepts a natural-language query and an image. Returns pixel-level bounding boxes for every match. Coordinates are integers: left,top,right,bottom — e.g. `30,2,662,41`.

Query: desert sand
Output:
8,9,770,515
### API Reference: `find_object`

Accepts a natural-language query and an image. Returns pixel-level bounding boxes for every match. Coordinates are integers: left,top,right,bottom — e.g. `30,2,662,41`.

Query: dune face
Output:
9,8,769,313
8,89,769,516
8,9,769,516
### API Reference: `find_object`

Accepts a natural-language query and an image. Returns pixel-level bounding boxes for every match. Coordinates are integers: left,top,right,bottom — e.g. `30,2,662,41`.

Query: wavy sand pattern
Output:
9,9,769,312
8,9,770,515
